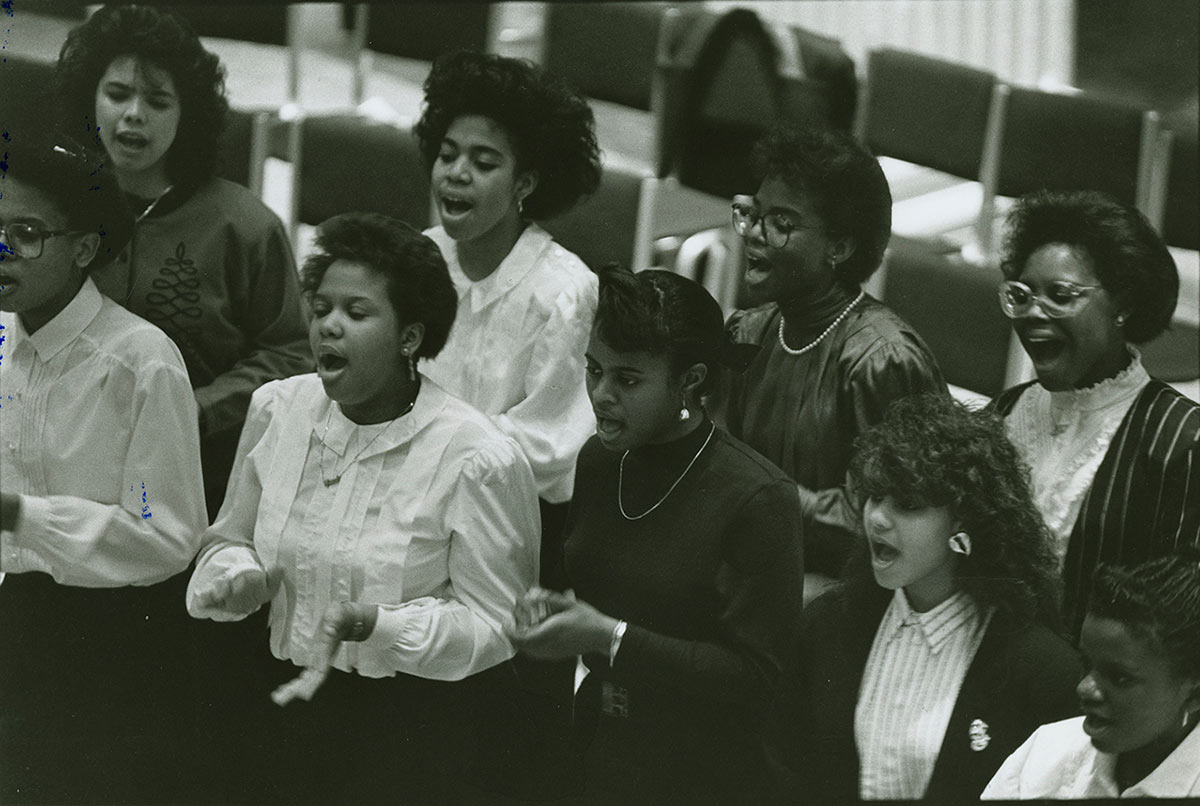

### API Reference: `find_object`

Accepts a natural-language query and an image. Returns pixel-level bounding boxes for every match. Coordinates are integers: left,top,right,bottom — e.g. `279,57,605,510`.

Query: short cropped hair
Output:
1001,190,1178,344
751,126,892,286
593,264,725,398
300,213,457,360
848,393,1061,624
1089,551,1200,680
415,50,601,221
1,129,133,268
56,4,229,187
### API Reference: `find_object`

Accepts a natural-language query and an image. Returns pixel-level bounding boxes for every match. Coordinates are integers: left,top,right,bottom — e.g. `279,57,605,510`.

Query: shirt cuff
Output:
0,495,54,575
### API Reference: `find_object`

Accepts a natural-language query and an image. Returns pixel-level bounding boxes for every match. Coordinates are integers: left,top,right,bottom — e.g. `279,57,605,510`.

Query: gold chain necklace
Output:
618,423,716,520
778,289,865,356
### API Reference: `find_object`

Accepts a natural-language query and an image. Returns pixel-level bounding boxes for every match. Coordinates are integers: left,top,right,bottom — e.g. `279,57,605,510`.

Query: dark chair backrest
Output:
859,48,996,181
542,2,670,111
993,86,1152,206
882,236,1013,397
1162,97,1198,250
357,3,491,63
1,55,59,140
293,114,431,232
541,159,645,271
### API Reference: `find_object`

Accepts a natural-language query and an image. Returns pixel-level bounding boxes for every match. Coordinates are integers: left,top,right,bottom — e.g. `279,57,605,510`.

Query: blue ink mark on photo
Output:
2,1,12,17
141,481,153,519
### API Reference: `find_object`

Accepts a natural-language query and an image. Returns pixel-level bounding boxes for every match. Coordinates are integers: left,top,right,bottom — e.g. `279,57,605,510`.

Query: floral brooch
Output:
969,718,991,752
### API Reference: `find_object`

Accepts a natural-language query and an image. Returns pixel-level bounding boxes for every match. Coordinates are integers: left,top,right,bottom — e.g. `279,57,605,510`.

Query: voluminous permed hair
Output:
55,4,229,188
847,394,1061,626
1089,550,1200,680
593,265,725,398
415,50,601,221
1001,190,1178,344
300,213,457,361
1,127,133,268
751,126,892,287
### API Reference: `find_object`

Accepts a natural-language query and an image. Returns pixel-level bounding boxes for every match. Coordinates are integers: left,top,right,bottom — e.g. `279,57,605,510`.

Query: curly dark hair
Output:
751,126,892,287
1,127,134,269
1001,190,1178,344
593,265,725,400
1089,550,1200,680
55,4,229,188
300,213,457,361
415,50,601,221
846,393,1061,626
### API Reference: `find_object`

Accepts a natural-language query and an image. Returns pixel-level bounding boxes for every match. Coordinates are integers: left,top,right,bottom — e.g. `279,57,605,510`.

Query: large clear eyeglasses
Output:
731,198,819,249
998,279,1102,319
0,223,76,260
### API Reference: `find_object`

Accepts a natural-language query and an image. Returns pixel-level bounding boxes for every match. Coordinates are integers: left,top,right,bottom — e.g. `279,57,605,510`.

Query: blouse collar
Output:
1046,347,1149,415
776,281,861,342
18,277,103,362
311,374,449,462
882,588,980,653
434,223,553,313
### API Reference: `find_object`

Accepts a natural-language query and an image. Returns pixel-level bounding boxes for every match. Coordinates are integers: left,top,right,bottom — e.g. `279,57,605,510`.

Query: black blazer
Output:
766,584,1082,804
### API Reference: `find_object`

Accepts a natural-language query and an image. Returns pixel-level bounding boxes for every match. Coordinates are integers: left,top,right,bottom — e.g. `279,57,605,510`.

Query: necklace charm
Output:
778,289,865,356
618,424,716,520
317,396,417,487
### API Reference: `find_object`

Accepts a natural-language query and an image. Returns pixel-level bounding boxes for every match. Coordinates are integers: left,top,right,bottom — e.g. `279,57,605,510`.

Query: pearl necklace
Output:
778,289,865,356
317,398,415,487
618,423,716,520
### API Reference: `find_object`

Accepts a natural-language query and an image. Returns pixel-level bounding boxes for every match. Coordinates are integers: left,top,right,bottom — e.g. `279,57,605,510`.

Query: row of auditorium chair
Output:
4,3,1195,402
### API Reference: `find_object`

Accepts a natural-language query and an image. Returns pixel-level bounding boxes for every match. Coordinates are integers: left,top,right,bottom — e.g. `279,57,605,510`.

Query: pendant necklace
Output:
618,423,716,520
778,289,865,356
317,397,416,487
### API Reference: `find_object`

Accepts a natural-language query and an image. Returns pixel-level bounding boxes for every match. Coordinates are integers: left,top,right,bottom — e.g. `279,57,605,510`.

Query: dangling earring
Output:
404,352,416,382
517,195,525,217
678,404,691,422
948,532,972,556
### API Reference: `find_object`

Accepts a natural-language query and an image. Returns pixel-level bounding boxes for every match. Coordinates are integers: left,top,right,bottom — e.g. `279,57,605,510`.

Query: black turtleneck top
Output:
561,420,804,801
718,291,946,575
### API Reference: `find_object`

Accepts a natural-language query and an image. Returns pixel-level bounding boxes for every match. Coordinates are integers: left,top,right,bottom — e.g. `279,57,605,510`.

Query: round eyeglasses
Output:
731,200,820,249
0,223,78,260
998,279,1102,319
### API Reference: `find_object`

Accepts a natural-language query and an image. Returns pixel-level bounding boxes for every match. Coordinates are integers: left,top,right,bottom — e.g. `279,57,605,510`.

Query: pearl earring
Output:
678,405,691,422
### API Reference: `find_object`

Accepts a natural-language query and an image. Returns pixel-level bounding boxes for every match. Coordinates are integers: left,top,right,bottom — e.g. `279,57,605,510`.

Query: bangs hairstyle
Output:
415,49,601,221
1001,190,1178,344
594,265,724,395
300,213,457,360
751,126,892,286
1089,551,1200,680
848,394,1060,624
1,129,133,268
55,4,229,187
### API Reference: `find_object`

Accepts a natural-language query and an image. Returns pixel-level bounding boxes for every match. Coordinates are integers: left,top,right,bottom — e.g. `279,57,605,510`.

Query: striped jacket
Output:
993,379,1200,636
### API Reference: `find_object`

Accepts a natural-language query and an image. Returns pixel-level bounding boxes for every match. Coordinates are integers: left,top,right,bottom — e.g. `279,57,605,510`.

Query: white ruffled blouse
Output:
1005,350,1150,561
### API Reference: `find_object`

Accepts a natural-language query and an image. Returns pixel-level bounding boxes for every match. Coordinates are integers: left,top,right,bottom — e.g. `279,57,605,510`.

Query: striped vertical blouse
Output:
855,589,994,800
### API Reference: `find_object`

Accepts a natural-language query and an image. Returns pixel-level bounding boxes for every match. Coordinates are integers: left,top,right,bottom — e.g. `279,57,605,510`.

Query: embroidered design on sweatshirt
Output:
143,241,211,380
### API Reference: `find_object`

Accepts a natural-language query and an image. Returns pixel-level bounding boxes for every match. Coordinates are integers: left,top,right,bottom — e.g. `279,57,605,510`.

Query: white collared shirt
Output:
856,589,992,800
0,278,206,586
186,374,541,681
421,224,597,503
983,715,1200,799
1006,351,1150,560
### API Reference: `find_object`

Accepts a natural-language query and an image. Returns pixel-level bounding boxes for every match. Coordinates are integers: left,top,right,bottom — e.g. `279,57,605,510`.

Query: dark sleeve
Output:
802,336,948,574
1151,399,1200,551
194,218,313,439
612,478,805,712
